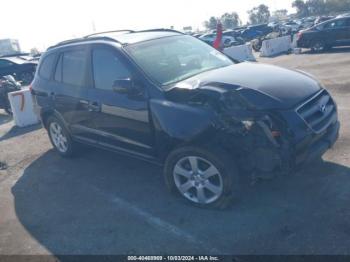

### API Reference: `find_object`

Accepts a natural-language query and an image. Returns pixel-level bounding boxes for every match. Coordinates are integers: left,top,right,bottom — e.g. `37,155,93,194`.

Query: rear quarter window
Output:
39,54,56,80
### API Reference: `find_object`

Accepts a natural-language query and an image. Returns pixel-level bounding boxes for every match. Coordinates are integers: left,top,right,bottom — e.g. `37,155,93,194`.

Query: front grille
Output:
297,90,336,133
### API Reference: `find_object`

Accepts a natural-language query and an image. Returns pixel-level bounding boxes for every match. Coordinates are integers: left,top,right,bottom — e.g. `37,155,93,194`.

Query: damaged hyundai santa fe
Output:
31,29,340,208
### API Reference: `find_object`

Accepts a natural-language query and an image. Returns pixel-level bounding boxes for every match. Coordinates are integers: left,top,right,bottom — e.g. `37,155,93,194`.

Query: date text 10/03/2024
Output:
127,256,220,261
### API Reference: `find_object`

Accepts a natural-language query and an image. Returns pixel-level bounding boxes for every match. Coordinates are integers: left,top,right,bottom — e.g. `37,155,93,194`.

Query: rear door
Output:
52,46,97,142
87,44,154,157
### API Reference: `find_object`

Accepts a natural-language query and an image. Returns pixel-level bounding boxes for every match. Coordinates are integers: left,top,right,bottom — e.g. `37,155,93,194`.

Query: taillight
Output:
29,84,33,93
297,32,303,40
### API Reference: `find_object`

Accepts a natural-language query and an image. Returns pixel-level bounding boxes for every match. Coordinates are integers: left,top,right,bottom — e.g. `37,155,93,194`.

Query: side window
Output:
346,18,350,27
335,19,346,28
39,54,56,79
62,50,87,87
92,48,131,91
0,60,6,68
324,21,336,29
325,19,346,29
54,54,62,82
0,59,13,68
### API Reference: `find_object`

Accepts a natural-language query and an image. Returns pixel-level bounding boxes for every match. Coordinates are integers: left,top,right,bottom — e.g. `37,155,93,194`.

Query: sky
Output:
0,0,295,51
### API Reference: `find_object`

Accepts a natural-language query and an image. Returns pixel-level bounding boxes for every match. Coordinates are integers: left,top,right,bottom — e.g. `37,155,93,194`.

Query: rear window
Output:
61,50,87,87
39,54,56,79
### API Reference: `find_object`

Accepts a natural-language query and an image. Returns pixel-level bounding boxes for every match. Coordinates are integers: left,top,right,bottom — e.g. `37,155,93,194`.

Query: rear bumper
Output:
296,39,309,48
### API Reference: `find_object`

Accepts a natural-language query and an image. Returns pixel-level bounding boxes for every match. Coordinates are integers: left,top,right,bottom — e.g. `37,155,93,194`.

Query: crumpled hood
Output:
170,62,322,109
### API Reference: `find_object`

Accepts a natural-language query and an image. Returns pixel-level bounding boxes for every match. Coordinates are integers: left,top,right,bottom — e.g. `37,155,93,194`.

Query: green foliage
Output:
292,0,350,17
247,4,271,25
204,17,218,30
221,12,241,29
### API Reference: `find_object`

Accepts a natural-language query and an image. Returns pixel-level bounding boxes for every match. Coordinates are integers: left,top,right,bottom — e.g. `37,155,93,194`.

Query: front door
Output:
88,45,154,157
323,19,348,46
343,18,350,44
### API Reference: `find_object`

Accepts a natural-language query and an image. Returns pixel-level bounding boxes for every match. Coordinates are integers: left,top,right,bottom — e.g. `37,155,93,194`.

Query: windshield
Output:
125,35,234,86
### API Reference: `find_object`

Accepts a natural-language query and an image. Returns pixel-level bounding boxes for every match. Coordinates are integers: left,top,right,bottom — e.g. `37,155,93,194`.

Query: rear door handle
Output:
88,101,101,112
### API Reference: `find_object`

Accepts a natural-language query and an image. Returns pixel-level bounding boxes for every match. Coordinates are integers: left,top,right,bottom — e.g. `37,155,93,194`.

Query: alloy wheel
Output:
49,122,68,153
312,42,325,52
173,156,224,204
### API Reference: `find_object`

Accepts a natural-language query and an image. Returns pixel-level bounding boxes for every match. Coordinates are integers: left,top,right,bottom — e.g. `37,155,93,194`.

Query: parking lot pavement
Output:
1,48,350,255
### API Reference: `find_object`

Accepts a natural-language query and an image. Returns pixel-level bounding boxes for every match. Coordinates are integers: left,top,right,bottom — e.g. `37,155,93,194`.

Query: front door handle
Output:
88,101,101,112
50,92,56,99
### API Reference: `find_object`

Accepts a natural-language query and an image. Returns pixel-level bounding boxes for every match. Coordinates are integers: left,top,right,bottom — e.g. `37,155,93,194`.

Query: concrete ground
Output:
1,48,350,255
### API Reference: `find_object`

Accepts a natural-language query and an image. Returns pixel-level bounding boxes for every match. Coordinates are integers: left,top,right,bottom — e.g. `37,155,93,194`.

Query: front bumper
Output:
295,120,339,165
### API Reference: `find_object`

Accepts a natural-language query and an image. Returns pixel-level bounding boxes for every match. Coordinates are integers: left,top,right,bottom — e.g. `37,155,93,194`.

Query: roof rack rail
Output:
0,52,30,58
84,30,135,38
135,28,183,34
47,28,183,50
47,36,121,50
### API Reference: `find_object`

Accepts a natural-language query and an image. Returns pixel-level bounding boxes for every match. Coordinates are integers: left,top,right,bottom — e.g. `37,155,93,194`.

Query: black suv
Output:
32,29,339,208
297,16,350,52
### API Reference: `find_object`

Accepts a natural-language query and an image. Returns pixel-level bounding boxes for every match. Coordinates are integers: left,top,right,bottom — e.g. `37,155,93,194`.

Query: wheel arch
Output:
149,98,220,161
41,109,69,131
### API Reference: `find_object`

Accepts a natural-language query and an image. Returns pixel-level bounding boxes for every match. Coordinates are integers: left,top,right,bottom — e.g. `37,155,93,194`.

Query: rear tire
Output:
164,146,239,209
47,116,76,157
311,41,326,53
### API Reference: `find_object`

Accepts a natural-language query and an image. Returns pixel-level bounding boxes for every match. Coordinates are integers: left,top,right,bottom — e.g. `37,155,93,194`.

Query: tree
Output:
247,4,271,25
273,9,288,20
220,12,241,29
204,17,218,30
292,0,309,17
324,0,350,13
307,0,327,15
292,0,350,18
30,48,40,56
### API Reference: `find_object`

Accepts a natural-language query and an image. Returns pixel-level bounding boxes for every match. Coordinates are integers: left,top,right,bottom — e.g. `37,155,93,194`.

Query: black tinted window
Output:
324,19,346,29
0,59,13,68
92,48,131,90
39,54,56,79
346,18,350,27
62,50,86,86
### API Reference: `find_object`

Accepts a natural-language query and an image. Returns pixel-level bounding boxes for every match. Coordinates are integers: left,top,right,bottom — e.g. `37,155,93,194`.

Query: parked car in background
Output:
300,17,316,29
0,55,37,84
222,31,245,45
280,21,302,33
336,13,350,18
0,75,21,114
32,29,339,208
240,24,273,41
314,16,334,25
199,33,241,47
192,33,203,38
297,16,350,52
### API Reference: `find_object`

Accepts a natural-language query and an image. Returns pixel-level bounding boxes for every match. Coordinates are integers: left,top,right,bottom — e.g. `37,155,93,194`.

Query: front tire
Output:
164,146,239,209
47,116,75,157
